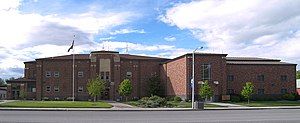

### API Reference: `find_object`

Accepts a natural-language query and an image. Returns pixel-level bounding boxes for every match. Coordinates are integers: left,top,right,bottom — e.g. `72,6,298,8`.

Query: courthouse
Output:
6,51,297,101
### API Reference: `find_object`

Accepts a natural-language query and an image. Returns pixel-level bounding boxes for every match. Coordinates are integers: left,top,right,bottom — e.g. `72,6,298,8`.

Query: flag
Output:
67,40,74,52
68,35,75,52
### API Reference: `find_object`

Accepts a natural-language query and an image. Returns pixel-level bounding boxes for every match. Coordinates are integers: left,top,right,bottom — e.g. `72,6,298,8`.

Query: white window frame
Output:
54,71,60,77
78,71,84,77
46,71,51,77
46,86,51,92
78,86,83,92
54,86,59,92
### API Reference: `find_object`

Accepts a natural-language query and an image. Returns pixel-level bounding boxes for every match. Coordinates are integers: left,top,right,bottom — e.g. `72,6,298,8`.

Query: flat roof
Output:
226,61,296,65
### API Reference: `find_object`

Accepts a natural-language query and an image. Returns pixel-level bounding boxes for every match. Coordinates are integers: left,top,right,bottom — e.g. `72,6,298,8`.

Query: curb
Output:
1,107,300,111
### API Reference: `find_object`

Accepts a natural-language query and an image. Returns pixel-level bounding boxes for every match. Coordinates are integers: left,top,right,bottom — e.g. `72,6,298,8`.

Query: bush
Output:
230,95,241,102
137,95,167,108
282,93,296,101
173,96,182,102
166,96,174,101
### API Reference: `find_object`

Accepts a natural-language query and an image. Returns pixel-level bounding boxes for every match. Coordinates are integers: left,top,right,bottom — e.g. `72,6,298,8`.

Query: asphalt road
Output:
0,109,300,123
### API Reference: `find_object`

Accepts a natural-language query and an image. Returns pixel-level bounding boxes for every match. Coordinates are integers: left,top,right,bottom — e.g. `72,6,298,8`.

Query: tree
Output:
297,70,300,79
241,82,254,104
87,77,106,102
118,79,132,101
148,75,162,96
0,78,6,86
199,81,213,102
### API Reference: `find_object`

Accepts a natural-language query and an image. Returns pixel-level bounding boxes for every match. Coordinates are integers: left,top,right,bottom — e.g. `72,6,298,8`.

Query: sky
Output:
0,0,299,79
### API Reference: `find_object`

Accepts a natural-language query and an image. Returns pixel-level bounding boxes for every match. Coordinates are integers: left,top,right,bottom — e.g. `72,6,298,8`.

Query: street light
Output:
192,46,203,109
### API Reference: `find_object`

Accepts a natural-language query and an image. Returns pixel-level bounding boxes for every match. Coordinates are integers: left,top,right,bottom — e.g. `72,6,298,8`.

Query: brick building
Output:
6,51,297,101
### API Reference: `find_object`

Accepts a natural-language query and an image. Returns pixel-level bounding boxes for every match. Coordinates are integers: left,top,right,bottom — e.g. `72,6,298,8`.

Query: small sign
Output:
110,82,115,86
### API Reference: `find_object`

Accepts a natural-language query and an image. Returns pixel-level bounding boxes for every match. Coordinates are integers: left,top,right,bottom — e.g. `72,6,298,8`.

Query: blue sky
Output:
0,0,300,79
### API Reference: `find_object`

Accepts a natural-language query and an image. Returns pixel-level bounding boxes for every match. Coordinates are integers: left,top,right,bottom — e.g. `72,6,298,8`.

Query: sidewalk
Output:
1,101,300,111
207,102,246,107
0,100,16,104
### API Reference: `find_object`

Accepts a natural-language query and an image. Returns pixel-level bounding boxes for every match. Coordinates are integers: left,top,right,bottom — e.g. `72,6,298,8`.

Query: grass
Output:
125,101,221,108
235,101,300,107
0,101,112,108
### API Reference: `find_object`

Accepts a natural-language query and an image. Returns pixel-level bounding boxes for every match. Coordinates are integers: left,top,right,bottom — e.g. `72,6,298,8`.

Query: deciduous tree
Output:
87,77,106,102
199,81,213,102
241,82,254,104
118,79,132,101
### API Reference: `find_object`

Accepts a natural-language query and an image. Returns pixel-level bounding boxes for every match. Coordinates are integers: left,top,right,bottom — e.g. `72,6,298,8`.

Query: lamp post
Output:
192,47,203,109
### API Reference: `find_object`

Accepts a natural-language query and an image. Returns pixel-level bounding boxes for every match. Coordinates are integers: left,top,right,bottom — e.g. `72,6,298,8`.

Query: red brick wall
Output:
186,55,227,101
25,62,36,79
165,56,187,99
39,59,90,100
226,64,296,95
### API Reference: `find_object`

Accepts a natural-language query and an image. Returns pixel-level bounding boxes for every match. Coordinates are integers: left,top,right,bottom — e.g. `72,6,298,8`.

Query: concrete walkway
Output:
208,102,245,107
0,100,17,104
103,101,135,109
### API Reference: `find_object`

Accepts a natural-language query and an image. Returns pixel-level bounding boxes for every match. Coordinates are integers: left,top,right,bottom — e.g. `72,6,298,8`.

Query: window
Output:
46,71,51,77
78,86,83,92
90,57,96,62
27,84,36,92
105,72,110,80
46,86,51,92
54,71,59,77
227,75,234,82
100,72,104,79
281,89,287,94
227,89,234,95
54,86,59,92
202,64,211,81
78,71,84,77
281,75,287,82
257,75,265,82
258,89,264,95
126,72,132,78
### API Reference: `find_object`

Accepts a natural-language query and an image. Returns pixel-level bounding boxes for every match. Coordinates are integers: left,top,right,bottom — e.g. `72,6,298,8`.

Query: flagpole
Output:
72,35,75,102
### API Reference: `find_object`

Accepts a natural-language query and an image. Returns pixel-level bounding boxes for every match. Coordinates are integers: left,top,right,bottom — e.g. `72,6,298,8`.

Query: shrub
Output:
230,95,241,102
185,99,191,102
173,96,182,102
166,96,174,101
137,95,167,108
282,93,296,101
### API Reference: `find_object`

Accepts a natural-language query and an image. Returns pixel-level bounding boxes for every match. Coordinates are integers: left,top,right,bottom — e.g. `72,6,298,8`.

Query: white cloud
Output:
164,36,176,42
161,0,300,68
0,0,20,11
0,0,138,78
99,37,115,41
109,28,146,35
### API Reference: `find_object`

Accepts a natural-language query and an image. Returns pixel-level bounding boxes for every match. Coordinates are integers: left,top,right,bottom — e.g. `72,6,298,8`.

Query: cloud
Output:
109,28,146,35
164,36,176,42
0,0,139,78
99,37,115,41
161,0,300,68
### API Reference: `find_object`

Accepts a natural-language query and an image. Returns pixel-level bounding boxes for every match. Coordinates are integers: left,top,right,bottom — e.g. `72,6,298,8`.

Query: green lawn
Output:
235,101,300,107
126,101,220,108
0,101,112,108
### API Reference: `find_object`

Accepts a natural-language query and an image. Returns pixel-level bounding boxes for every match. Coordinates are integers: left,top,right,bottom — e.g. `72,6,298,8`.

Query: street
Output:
0,109,300,123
